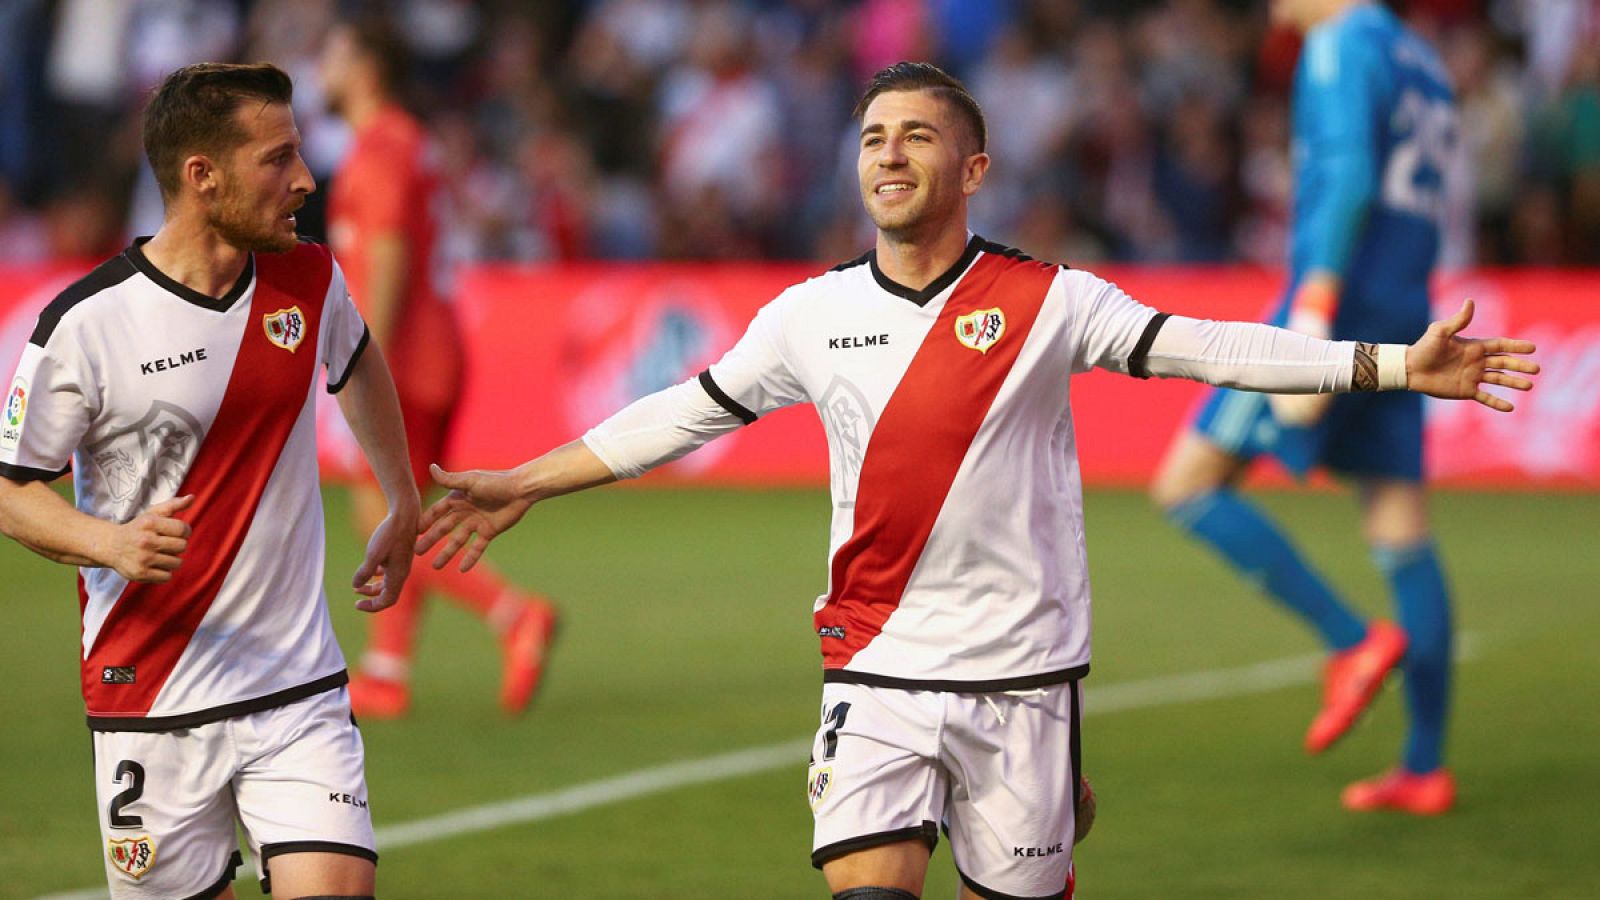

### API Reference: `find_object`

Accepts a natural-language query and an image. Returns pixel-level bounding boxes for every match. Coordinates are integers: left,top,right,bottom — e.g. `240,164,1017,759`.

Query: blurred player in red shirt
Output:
321,16,557,719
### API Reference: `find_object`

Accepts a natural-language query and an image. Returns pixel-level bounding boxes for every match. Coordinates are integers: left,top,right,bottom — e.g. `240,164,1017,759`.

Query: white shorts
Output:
92,686,375,899
808,680,1083,900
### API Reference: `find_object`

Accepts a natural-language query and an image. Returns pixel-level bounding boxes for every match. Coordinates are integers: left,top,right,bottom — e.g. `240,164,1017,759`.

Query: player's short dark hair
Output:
336,13,412,98
852,61,987,154
143,62,294,201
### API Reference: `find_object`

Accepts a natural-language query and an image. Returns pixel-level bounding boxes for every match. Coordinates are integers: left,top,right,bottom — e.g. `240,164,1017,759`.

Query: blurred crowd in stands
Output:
0,0,1596,267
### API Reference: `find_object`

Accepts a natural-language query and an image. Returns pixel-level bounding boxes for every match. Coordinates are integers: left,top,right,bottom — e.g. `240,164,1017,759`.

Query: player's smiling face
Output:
209,101,315,253
857,90,988,241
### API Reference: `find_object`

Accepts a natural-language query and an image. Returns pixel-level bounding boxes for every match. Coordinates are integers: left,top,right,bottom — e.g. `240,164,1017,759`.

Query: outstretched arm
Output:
335,342,421,612
416,440,617,572
416,373,750,572
0,477,193,581
1138,299,1537,408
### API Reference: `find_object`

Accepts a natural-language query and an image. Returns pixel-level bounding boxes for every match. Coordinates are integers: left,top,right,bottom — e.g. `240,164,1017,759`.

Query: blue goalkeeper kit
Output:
1178,2,1455,775
1196,1,1454,479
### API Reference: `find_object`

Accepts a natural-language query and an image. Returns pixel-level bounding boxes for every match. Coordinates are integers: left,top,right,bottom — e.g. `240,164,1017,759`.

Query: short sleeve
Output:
1062,270,1164,376
701,289,810,420
0,331,95,482
321,260,370,393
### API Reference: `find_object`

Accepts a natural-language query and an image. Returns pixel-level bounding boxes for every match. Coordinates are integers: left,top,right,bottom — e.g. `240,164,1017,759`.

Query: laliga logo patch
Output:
954,308,1006,354
108,834,156,879
263,306,306,353
0,377,26,452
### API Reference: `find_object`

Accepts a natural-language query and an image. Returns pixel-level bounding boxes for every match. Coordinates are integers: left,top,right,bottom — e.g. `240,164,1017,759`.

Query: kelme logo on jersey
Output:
0,377,25,452
107,834,156,879
955,308,1006,353
807,766,833,808
263,306,307,353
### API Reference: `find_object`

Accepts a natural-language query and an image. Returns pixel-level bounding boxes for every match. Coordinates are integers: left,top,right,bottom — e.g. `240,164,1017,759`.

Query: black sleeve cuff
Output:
0,460,71,483
327,326,371,394
697,370,756,425
1127,312,1171,379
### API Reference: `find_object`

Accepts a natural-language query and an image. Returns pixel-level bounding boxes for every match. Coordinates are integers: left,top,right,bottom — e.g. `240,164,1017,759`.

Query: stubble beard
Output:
210,187,296,254
865,188,946,245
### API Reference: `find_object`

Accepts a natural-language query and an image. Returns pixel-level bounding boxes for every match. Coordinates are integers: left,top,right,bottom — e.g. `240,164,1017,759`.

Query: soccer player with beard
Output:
0,63,414,899
320,15,558,720
417,63,1534,898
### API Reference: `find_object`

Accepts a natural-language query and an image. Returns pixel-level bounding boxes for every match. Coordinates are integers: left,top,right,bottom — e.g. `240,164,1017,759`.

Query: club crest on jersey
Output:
807,767,833,808
0,376,25,452
955,308,1006,354
108,835,156,879
263,306,306,353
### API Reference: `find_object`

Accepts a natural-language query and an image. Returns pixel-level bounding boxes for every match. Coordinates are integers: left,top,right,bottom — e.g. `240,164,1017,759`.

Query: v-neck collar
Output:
867,235,984,307
124,237,254,313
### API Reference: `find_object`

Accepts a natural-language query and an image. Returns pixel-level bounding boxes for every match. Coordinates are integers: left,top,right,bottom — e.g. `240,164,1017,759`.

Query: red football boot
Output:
1305,620,1407,753
500,600,559,715
1341,768,1456,815
347,674,410,720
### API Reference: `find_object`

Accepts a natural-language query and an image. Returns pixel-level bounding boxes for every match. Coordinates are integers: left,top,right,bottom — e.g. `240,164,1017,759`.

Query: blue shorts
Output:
1191,386,1423,482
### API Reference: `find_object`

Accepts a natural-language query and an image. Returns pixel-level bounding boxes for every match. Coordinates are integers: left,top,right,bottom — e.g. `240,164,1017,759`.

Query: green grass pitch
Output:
2,487,1597,898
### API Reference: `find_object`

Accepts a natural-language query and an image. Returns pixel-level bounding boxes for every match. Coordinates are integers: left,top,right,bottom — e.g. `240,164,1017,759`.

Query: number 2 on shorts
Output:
108,760,146,829
821,702,851,761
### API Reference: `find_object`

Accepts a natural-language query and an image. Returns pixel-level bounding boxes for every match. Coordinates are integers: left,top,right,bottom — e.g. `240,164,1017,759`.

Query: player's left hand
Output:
353,505,418,613
1074,775,1096,845
1406,299,1539,411
415,464,534,573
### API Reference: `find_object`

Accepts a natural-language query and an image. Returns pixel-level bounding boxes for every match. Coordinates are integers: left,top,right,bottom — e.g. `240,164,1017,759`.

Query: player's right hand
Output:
108,494,194,583
416,464,532,572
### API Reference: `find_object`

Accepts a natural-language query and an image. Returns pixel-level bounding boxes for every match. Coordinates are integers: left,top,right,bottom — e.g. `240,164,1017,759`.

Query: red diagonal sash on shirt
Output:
816,252,1057,669
82,244,331,717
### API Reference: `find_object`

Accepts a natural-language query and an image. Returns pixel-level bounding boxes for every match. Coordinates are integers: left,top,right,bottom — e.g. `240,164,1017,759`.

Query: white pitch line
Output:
35,635,1480,900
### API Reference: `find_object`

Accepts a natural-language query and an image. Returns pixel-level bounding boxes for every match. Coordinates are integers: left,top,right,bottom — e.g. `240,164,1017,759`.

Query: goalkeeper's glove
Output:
1269,278,1339,427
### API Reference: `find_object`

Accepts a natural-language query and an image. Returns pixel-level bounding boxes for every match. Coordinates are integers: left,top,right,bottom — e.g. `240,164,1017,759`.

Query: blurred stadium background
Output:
1,1,1597,898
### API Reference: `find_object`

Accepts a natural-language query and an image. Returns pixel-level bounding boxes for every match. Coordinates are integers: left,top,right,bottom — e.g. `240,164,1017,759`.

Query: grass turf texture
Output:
2,487,1596,898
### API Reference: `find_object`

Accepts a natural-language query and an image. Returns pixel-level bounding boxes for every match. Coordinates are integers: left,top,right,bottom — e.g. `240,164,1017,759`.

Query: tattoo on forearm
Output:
1353,342,1379,392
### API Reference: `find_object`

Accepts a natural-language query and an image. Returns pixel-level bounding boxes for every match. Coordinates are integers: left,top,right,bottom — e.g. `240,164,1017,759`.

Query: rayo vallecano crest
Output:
107,834,157,879
807,766,833,808
263,306,306,352
954,308,1005,353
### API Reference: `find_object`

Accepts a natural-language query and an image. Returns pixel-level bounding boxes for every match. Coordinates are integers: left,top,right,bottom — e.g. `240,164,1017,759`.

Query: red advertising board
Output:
2,263,1595,489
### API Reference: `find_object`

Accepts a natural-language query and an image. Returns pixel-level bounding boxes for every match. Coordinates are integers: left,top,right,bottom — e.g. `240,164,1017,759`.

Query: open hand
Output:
1407,299,1539,411
415,464,532,572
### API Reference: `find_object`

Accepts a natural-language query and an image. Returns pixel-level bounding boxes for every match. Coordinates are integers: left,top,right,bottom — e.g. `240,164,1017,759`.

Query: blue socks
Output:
1168,491,1367,650
1373,540,1452,774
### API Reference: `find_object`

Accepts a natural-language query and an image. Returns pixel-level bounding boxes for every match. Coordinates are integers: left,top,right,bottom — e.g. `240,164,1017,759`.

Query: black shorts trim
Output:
822,664,1089,693
327,326,370,394
0,460,70,483
87,671,349,732
697,370,757,424
1127,312,1172,379
812,821,939,869
956,866,1069,900
260,841,378,895
183,850,243,900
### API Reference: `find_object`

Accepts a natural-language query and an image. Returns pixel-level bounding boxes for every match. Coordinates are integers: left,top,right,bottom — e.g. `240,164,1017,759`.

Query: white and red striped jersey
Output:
0,239,369,730
588,238,1165,690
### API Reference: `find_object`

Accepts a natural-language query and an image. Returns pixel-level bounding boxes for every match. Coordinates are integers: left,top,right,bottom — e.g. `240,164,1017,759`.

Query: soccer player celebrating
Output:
1151,0,1466,813
320,16,558,719
419,63,1533,898
0,64,415,898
